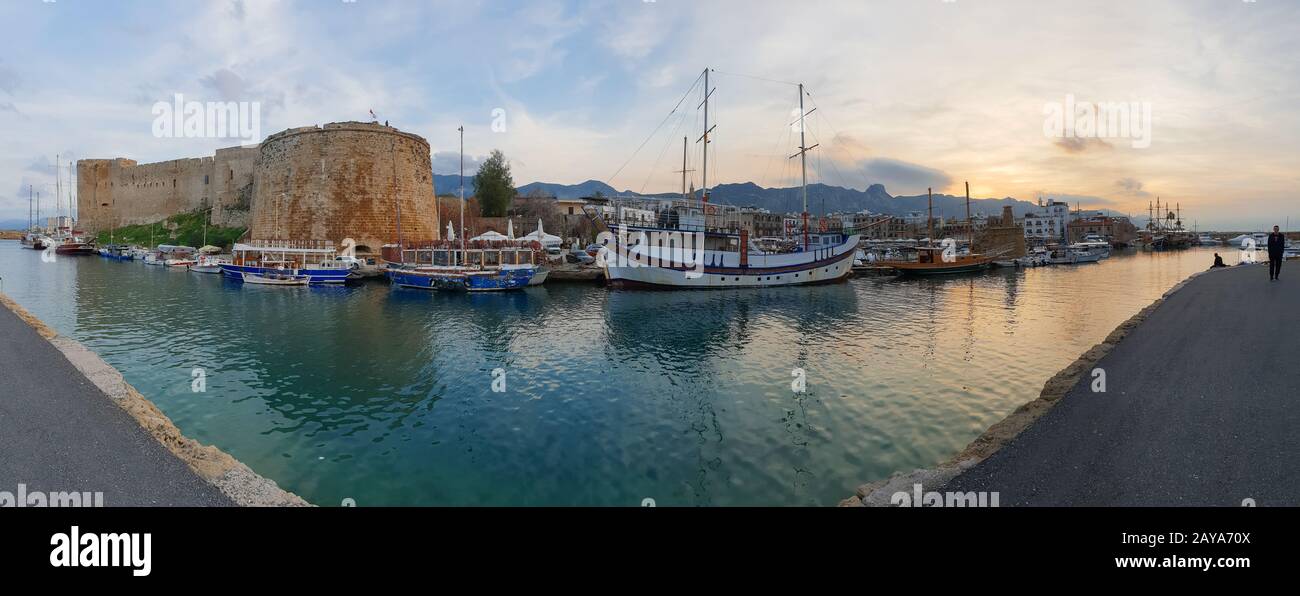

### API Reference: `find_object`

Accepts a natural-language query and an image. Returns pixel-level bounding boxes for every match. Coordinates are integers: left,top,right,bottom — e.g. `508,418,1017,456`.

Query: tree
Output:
474,150,515,217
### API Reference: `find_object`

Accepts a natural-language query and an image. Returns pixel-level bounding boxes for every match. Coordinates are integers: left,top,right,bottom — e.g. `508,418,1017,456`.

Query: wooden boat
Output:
876,184,992,276
241,271,309,286
879,246,994,275
386,242,540,292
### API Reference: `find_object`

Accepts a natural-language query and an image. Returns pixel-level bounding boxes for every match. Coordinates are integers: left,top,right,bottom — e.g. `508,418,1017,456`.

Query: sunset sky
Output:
1,0,1296,229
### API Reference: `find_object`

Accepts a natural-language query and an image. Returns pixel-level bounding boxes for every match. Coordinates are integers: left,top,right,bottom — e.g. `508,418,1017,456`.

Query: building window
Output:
204,175,209,185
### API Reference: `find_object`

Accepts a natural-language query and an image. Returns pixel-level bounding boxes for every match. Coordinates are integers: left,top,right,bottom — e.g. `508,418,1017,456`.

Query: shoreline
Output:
839,266,1229,507
0,291,309,507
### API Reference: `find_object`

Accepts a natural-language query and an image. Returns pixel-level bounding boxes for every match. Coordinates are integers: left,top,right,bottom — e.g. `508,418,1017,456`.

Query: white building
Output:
1023,199,1070,242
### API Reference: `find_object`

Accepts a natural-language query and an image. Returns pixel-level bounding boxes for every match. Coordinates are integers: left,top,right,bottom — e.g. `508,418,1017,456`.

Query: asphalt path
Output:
0,302,232,506
945,262,1299,506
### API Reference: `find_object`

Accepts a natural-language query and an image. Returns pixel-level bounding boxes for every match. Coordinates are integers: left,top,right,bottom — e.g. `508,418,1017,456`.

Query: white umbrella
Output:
446,222,456,242
537,218,545,237
470,230,510,242
507,219,515,240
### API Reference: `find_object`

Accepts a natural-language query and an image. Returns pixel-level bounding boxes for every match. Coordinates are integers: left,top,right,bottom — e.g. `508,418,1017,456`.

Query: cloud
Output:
200,68,248,101
1115,177,1150,197
431,151,485,174
0,60,18,95
856,157,952,194
1054,137,1113,153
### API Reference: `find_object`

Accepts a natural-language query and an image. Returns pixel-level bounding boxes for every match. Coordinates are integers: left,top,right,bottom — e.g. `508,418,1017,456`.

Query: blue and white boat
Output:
98,244,135,261
386,245,538,292
220,240,355,285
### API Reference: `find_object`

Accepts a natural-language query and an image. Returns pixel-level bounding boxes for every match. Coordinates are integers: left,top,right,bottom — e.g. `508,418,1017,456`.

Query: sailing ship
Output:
590,69,859,289
1140,198,1193,250
877,183,994,275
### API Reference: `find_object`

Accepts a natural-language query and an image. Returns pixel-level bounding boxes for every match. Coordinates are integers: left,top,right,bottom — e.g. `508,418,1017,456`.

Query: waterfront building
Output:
1023,199,1070,242
1067,215,1138,244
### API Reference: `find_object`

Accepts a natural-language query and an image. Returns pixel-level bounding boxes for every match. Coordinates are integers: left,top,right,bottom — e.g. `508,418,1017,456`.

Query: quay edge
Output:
0,292,310,507
838,266,1230,507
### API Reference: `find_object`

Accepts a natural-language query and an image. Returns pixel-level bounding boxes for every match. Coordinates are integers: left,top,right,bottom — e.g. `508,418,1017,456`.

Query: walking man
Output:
1267,225,1286,280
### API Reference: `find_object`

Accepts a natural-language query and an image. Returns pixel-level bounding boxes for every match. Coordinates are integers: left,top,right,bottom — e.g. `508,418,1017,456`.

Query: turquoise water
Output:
0,241,1227,505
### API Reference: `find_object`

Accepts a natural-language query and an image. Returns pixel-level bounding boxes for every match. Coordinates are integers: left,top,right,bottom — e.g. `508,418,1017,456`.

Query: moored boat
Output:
220,240,355,284
386,244,539,292
241,271,310,286
188,254,227,274
99,244,135,261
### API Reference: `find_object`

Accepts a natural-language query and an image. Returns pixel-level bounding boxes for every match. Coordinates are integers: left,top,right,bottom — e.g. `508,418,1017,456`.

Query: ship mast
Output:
55,154,61,222
789,83,819,251
673,136,695,201
465,124,470,264
928,187,934,245
696,68,714,203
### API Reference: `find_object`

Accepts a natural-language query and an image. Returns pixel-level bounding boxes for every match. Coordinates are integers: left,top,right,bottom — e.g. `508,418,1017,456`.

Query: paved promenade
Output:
945,262,1299,505
0,299,232,506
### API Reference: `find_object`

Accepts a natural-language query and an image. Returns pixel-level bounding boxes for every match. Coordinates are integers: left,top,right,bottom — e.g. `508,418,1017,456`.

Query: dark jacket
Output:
1267,232,1286,255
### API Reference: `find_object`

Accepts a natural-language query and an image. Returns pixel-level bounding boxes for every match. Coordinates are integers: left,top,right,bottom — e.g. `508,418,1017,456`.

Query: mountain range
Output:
433,173,1039,220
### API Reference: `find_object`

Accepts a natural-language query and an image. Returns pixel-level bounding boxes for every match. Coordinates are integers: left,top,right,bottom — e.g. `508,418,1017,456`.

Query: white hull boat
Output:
242,272,310,286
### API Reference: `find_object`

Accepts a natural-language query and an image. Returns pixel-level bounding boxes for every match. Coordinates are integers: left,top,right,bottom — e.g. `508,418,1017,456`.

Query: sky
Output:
0,0,1297,230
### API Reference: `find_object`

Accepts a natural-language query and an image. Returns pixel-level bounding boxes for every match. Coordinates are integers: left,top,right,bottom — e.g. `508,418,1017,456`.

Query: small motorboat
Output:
189,254,227,274
241,271,310,286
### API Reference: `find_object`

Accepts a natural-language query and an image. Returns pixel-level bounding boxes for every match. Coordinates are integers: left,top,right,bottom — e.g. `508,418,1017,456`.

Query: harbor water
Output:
0,241,1240,505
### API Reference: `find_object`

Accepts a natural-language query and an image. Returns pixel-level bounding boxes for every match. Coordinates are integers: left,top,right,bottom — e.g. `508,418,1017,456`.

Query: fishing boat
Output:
98,244,135,261
877,184,994,275
386,244,539,292
220,240,355,284
590,70,858,289
241,271,310,286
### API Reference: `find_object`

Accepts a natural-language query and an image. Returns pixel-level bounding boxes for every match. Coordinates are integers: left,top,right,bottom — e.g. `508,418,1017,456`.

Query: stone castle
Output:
77,121,439,253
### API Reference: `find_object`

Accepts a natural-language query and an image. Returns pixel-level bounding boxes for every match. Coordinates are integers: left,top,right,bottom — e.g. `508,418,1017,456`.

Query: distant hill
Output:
0,219,29,231
433,167,1038,218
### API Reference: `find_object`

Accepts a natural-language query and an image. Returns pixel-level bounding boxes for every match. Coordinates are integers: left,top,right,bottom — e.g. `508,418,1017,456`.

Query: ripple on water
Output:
0,242,1218,505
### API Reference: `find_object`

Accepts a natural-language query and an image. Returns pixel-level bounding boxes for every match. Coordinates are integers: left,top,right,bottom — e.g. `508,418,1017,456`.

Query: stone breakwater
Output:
839,269,1216,507
0,292,309,507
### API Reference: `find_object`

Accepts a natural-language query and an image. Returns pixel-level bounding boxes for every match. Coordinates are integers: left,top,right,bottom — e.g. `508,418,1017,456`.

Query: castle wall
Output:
250,122,438,252
77,122,438,252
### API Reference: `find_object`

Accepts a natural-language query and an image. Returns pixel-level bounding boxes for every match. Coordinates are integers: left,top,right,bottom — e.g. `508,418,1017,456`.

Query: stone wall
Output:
251,122,438,252
76,122,438,252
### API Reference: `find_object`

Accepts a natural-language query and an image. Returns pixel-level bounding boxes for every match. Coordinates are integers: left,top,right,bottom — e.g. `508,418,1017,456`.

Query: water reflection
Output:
0,241,1221,505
